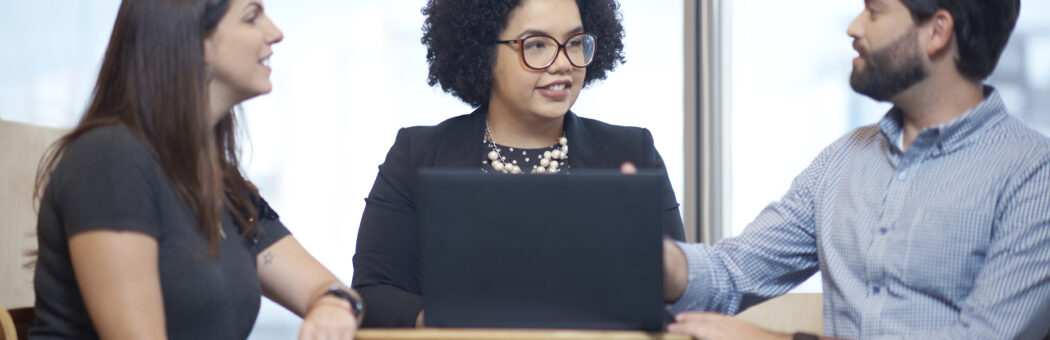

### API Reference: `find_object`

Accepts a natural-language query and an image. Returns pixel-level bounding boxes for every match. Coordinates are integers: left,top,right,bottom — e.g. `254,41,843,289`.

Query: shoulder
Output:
375,111,480,172
576,115,651,140
985,115,1050,169
573,115,654,156
63,124,154,163
51,124,159,188
397,112,476,143
816,124,883,162
988,115,1050,151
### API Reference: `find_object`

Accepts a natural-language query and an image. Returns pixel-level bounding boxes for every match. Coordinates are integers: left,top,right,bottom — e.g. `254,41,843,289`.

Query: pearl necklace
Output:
484,123,568,174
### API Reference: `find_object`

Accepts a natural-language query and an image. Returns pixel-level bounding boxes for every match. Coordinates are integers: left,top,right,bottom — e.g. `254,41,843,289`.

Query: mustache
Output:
852,40,868,57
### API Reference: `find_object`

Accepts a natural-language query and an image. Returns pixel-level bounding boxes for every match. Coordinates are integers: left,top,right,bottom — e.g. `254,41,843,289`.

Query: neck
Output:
486,102,565,149
207,83,240,127
891,72,984,152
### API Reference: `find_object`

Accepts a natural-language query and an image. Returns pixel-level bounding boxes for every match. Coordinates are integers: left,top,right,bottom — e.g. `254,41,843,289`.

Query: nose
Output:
846,12,864,40
267,22,284,45
547,47,573,74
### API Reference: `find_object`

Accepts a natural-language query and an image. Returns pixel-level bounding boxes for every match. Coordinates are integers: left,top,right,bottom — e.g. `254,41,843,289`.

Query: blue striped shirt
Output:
671,88,1050,339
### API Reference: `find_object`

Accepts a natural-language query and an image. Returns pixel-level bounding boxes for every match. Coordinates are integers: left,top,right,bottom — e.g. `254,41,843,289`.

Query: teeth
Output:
261,58,270,67
547,84,567,91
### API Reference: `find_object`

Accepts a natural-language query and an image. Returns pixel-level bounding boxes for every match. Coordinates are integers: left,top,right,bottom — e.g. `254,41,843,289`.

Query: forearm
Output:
664,239,688,302
354,284,424,327
257,236,350,316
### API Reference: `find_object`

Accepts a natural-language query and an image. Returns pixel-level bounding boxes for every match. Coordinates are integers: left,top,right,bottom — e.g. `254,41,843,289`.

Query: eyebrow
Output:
518,26,585,38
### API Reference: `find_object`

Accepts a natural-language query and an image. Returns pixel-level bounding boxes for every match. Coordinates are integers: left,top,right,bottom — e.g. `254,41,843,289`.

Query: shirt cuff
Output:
667,241,715,315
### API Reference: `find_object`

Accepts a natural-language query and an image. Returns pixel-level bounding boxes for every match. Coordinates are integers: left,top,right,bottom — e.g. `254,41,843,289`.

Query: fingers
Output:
667,322,709,339
666,313,725,339
620,161,638,174
299,305,358,340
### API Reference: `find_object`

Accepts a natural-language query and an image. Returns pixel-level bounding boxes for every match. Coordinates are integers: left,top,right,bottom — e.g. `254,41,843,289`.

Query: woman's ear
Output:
203,38,216,65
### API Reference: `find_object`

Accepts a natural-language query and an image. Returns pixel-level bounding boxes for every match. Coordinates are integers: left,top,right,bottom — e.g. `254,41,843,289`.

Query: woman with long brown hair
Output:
31,0,360,339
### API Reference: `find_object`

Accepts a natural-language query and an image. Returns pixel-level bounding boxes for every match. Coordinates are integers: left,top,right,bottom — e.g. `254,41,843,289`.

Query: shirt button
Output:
879,228,888,235
898,171,907,181
872,286,881,294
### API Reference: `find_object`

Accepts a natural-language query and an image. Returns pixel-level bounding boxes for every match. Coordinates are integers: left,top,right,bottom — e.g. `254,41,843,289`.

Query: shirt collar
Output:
878,86,1008,156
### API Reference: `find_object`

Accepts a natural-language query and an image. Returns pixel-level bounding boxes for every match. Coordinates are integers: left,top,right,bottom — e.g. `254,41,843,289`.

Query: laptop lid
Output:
418,169,665,331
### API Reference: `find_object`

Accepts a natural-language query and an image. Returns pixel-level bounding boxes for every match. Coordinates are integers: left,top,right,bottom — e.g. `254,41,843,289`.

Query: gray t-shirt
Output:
30,125,290,339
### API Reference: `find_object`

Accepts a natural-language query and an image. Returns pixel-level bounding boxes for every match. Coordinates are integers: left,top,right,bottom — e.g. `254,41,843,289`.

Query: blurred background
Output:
1,1,1046,338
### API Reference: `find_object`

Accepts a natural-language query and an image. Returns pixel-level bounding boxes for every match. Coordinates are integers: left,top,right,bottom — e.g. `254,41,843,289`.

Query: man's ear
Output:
925,9,955,57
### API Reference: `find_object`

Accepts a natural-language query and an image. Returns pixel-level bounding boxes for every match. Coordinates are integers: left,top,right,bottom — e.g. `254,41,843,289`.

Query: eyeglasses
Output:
494,33,597,70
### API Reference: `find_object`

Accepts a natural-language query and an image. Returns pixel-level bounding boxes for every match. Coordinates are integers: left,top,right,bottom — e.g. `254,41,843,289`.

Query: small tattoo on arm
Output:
263,251,274,265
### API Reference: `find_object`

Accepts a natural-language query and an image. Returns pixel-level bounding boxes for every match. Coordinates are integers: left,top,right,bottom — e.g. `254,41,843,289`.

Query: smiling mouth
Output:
538,81,572,90
537,81,572,101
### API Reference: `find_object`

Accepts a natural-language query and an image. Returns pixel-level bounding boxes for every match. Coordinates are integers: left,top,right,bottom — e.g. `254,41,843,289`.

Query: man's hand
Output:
664,239,688,302
668,312,790,340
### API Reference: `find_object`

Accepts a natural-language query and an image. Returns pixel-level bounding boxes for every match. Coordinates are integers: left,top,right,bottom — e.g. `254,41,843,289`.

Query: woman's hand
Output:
298,295,358,340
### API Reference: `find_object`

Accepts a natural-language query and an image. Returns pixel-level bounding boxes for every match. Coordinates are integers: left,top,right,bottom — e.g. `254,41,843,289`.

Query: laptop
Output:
417,169,667,331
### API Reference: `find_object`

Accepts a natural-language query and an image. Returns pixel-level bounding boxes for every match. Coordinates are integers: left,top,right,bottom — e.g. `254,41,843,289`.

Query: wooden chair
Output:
0,307,33,340
735,293,823,336
0,306,15,340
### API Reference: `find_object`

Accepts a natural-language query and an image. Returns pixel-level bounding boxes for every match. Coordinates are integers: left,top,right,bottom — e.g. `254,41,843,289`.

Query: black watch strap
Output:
323,286,364,324
792,332,820,340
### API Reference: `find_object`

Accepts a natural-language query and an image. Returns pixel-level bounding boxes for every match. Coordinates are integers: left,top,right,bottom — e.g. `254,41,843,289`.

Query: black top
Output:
31,125,290,340
351,107,686,327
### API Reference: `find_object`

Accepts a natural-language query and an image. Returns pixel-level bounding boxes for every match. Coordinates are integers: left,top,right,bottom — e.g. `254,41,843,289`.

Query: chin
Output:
531,107,571,121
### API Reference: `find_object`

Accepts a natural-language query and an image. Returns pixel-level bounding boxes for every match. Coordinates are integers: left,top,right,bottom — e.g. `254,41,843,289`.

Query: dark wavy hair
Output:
35,0,260,257
421,0,626,107
900,0,1020,80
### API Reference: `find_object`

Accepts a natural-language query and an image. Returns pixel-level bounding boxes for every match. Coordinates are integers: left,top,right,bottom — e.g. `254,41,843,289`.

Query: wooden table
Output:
356,329,692,340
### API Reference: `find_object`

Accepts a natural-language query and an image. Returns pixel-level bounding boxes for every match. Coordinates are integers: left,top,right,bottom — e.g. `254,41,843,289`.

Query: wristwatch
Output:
792,332,820,340
323,285,365,325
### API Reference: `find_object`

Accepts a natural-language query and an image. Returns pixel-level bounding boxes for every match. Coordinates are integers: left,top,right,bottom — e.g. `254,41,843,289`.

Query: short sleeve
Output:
50,126,162,239
248,195,290,255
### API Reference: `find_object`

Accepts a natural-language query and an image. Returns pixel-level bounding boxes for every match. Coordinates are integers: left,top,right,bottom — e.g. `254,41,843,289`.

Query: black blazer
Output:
351,106,686,327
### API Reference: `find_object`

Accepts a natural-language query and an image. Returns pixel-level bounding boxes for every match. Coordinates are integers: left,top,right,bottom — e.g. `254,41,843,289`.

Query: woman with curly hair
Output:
351,0,686,327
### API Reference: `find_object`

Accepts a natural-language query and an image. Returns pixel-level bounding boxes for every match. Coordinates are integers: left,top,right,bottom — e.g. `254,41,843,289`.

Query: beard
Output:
849,28,929,102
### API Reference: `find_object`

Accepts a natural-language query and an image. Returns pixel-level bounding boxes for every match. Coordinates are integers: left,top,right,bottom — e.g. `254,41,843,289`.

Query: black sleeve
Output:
352,128,425,327
249,195,291,256
53,127,161,239
640,128,686,241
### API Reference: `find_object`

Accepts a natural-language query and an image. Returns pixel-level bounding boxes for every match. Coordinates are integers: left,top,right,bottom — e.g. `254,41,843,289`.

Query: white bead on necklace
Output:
485,123,568,174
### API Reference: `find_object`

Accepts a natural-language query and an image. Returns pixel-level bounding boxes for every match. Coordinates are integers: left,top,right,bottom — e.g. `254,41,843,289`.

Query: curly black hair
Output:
421,0,626,107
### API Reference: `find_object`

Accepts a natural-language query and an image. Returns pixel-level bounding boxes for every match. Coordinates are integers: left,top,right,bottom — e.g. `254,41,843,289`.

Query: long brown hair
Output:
35,0,260,256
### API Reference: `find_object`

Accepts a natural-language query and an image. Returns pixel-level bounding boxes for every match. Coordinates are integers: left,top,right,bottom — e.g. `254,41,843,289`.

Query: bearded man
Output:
663,0,1050,339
